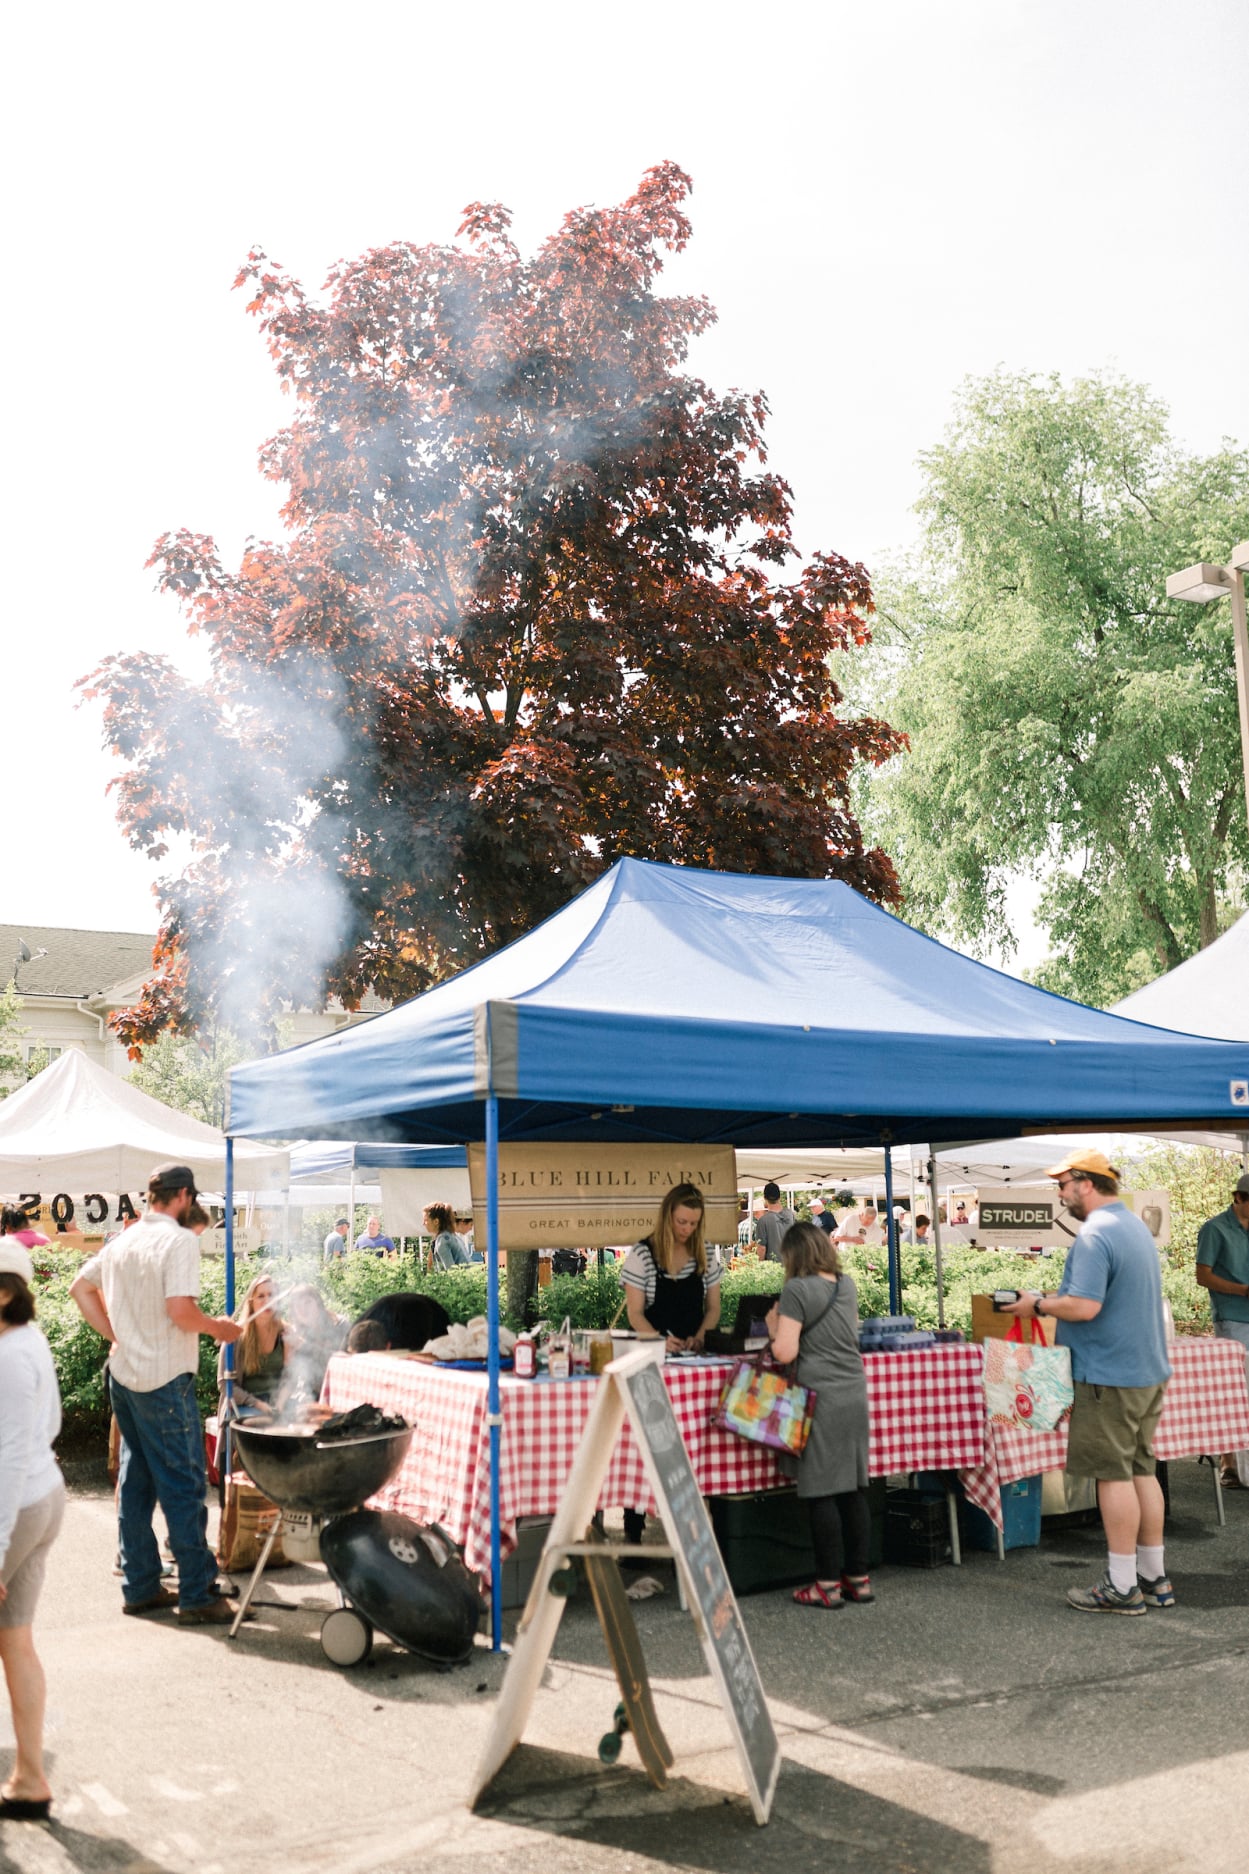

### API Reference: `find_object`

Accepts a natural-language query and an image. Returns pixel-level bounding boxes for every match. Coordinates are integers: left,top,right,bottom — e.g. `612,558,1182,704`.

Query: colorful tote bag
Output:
982,1334,1074,1433
712,1358,817,1457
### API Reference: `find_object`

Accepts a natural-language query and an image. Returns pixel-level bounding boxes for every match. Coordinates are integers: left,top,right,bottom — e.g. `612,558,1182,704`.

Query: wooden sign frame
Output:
469,1343,780,1825
466,1142,739,1251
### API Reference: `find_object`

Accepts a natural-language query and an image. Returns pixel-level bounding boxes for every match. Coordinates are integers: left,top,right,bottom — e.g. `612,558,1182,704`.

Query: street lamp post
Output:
1166,543,1249,836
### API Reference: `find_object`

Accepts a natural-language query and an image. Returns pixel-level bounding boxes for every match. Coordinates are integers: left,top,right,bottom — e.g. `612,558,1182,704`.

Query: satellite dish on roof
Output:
12,940,47,982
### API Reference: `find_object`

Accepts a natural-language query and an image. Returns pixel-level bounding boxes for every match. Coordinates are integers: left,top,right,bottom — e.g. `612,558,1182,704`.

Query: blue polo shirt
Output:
1056,1201,1171,1387
1196,1207,1249,1323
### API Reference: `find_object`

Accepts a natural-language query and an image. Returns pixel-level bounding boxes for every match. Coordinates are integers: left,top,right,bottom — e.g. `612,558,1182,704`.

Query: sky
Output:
5,0,1247,978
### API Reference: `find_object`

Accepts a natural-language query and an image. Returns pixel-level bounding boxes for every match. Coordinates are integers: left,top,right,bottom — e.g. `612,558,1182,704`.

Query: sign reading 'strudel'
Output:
466,1144,739,1250
969,1185,1171,1249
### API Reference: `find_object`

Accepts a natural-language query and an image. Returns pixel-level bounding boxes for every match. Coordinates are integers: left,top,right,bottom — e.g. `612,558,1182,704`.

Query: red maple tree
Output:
83,163,903,1048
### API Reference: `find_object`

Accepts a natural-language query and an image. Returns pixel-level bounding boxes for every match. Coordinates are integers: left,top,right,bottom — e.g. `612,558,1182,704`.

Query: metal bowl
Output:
232,1422,413,1517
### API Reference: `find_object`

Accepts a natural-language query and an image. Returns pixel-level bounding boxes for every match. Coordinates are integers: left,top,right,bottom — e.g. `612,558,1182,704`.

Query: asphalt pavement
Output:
4,1456,1249,1874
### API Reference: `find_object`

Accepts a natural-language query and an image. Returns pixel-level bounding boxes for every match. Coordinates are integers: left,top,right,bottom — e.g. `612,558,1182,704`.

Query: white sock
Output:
1107,1551,1136,1594
1137,1544,1165,1582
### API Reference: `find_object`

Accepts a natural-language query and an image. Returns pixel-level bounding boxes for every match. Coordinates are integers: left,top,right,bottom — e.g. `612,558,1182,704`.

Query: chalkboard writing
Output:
617,1353,780,1819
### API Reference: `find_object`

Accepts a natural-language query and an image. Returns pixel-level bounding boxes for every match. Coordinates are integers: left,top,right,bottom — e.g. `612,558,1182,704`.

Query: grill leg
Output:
945,1487,963,1566
229,1522,279,1637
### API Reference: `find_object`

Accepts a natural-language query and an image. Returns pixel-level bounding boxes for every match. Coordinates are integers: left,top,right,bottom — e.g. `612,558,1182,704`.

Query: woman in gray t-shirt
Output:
766,1220,872,1610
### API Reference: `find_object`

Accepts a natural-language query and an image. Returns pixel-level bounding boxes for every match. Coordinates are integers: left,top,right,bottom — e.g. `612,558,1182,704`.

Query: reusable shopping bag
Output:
981,1333,1074,1433
711,1358,817,1457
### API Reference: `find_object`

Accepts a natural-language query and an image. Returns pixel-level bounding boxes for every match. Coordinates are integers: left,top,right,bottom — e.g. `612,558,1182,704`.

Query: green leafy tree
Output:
851,370,1248,1004
129,1028,251,1127
0,980,26,1095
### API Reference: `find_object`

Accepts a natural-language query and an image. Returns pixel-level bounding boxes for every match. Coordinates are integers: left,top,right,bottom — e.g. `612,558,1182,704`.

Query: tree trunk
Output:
1198,876,1220,949
1135,890,1184,973
506,1249,540,1327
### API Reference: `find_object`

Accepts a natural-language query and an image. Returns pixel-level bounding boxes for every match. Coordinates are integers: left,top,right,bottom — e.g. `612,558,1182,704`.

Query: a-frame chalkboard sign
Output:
469,1344,780,1825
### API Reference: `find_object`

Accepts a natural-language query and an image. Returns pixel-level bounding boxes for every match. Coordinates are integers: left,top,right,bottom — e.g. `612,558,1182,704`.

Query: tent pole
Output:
486,1093,503,1653
223,1137,235,1483
348,1164,356,1249
928,1152,946,1329
884,1148,899,1314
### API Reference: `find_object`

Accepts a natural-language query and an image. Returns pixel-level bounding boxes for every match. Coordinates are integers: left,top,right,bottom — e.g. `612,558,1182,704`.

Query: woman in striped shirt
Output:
621,1183,723,1352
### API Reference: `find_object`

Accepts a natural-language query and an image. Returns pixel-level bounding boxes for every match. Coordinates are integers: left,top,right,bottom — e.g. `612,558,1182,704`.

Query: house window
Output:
25,1045,61,1063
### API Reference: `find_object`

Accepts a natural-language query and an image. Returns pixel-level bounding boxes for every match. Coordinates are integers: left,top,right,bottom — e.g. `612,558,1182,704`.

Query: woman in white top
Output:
0,1240,65,1821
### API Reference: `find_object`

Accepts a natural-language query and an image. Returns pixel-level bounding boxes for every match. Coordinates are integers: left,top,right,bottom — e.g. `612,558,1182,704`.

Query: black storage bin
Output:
709,1479,886,1595
884,1488,951,1568
709,1489,814,1595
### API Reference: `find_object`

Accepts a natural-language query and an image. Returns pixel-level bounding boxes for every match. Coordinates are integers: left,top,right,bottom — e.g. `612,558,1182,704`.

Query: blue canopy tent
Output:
225,859,1249,1644
290,1141,470,1179
286,1140,469,1216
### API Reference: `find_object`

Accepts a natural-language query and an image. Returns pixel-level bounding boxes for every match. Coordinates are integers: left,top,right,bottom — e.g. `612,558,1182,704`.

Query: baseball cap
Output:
149,1162,198,1198
0,1240,35,1284
1045,1149,1117,1182
1234,1174,1249,1199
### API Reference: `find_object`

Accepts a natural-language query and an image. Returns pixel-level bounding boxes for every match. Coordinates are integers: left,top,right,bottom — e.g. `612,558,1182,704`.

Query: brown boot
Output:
177,1598,254,1625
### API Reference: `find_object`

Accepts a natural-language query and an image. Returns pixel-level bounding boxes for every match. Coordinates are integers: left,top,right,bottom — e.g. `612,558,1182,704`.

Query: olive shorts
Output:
1065,1381,1167,1482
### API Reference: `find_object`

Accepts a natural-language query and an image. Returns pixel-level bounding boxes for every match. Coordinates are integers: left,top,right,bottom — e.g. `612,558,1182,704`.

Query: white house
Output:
2,923,385,1082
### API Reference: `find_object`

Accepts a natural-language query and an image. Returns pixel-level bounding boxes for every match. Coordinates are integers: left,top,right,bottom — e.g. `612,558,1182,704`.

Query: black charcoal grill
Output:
232,1421,413,1518
226,1417,476,1664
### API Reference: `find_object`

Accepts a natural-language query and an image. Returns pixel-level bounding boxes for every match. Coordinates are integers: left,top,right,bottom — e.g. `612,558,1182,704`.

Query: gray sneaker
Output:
1066,1572,1147,1615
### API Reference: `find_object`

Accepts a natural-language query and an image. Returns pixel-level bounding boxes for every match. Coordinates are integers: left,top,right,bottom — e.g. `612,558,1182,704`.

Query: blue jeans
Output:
110,1372,218,1610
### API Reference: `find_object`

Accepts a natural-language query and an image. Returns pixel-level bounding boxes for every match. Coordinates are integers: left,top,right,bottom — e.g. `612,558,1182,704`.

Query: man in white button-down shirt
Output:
71,1164,244,1625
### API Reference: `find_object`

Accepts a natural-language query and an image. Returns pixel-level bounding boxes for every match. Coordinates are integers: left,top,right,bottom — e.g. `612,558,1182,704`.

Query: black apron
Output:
644,1265,706,1339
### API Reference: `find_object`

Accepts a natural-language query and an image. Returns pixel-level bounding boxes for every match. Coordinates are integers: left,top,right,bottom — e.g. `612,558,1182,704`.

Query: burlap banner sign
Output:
466,1144,739,1251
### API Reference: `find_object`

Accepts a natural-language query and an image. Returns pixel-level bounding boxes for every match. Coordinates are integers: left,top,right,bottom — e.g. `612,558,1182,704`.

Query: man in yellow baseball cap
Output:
1000,1148,1172,1615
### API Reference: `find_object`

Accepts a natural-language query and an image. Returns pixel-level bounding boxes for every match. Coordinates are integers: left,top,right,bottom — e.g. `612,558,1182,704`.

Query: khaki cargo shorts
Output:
1065,1381,1167,1482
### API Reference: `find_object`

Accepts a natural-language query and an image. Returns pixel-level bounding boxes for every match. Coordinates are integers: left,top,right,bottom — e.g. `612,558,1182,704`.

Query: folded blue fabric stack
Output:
859,1314,936,1352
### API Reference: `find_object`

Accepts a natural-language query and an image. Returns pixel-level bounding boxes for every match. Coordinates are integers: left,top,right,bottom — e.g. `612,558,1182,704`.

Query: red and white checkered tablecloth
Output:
959,1336,1249,1529
863,1344,987,1474
325,1343,991,1581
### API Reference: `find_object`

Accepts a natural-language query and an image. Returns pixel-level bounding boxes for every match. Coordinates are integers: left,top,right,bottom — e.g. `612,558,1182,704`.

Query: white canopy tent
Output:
1113,914,1249,1041
0,1048,289,1194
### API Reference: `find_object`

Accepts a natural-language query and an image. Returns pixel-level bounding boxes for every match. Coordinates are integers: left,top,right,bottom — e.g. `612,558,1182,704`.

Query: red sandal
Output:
840,1574,875,1603
792,1580,843,1609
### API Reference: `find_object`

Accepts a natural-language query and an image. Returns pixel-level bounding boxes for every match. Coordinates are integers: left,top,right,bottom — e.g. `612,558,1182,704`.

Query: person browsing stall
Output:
0,1210,48,1254
765,1221,873,1610
424,1204,471,1270
1195,1172,1249,1489
69,1163,246,1627
355,1216,396,1256
1001,1150,1172,1615
834,1202,882,1248
752,1183,796,1262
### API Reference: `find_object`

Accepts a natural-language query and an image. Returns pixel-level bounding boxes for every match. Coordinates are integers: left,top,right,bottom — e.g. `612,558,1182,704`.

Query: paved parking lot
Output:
5,1456,1249,1874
